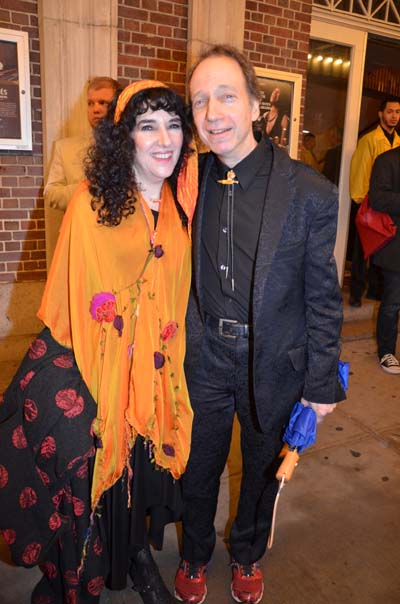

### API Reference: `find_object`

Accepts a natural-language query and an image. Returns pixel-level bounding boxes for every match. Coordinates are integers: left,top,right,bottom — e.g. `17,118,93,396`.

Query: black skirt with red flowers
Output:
0,328,182,602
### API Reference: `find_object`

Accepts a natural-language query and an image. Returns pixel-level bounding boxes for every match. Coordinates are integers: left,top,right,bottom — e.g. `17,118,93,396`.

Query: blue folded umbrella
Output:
282,360,350,453
269,360,350,548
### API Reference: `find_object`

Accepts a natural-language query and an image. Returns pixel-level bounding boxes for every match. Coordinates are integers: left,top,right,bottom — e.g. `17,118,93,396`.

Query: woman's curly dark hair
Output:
85,87,193,227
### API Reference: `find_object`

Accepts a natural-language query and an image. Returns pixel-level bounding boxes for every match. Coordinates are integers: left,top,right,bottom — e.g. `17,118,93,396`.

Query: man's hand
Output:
301,398,337,424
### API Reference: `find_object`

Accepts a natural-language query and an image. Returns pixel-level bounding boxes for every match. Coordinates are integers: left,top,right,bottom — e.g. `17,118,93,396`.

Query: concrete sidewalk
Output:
1,295,400,604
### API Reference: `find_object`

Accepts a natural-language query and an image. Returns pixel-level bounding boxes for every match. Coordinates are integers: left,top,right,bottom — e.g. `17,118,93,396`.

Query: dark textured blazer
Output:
185,138,345,433
369,146,400,272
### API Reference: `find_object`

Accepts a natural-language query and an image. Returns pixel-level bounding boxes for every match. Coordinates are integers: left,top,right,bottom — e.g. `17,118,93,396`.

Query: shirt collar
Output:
213,139,270,191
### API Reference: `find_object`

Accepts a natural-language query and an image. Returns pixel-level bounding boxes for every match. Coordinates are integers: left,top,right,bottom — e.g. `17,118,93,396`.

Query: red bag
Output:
355,195,397,259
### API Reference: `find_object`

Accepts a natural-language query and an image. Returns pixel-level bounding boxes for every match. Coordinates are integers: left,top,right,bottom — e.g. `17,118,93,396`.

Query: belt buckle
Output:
218,318,238,338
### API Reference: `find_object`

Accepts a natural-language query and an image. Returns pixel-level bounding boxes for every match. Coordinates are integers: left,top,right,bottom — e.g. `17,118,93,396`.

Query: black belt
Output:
206,314,251,338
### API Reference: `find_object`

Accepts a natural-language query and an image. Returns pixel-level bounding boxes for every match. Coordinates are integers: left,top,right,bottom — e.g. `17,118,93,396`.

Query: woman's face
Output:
131,108,184,192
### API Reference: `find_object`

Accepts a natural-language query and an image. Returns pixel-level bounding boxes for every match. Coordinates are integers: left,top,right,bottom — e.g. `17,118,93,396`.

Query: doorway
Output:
305,20,367,284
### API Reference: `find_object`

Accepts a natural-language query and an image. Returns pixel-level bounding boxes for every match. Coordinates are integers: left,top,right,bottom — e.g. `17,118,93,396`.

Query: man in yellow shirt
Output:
300,132,320,172
348,97,400,307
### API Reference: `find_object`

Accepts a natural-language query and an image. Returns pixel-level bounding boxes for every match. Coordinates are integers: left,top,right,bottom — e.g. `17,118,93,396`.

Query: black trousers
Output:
181,316,283,566
376,269,400,359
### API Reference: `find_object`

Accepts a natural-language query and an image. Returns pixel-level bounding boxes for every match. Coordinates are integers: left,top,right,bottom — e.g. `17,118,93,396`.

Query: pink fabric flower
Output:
90,292,116,323
161,320,178,341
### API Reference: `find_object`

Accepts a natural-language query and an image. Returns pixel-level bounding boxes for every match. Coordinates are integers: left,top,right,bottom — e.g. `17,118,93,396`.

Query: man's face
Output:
87,86,115,128
190,55,259,167
379,102,400,132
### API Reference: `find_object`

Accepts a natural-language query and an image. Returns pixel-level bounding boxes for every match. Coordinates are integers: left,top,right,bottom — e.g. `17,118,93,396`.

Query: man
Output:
348,97,400,307
300,132,320,171
44,76,119,211
369,146,400,374
174,45,345,604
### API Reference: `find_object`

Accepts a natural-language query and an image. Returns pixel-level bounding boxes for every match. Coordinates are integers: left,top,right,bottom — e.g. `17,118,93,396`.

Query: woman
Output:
262,87,290,148
0,80,197,604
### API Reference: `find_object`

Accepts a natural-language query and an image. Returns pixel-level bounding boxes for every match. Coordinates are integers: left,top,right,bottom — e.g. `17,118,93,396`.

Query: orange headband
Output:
113,79,167,124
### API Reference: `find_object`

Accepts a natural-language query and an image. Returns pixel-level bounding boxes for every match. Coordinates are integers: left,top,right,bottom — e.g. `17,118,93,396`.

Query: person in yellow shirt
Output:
300,132,321,171
348,97,400,307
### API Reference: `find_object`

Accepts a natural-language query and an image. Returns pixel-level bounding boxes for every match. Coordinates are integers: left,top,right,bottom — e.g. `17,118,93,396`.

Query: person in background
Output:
300,132,321,171
174,44,345,604
369,146,400,374
348,97,400,307
44,76,120,212
0,80,197,604
262,86,289,148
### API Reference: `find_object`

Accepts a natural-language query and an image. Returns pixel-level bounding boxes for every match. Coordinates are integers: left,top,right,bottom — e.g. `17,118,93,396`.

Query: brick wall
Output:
244,0,312,134
118,0,188,95
0,0,312,284
0,0,46,283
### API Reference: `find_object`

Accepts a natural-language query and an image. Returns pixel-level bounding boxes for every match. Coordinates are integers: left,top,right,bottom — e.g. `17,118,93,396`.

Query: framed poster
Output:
0,28,32,151
254,67,302,159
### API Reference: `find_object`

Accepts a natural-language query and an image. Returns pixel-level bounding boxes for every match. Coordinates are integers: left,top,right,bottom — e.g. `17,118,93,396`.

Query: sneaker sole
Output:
231,582,264,604
380,364,400,375
174,586,207,604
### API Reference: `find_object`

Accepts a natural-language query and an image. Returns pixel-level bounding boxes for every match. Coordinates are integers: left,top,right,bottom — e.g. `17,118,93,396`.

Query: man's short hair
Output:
379,96,400,112
188,44,261,102
88,76,119,93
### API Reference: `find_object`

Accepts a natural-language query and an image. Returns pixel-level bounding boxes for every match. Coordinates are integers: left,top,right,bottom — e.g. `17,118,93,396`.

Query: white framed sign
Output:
254,67,302,159
0,28,32,151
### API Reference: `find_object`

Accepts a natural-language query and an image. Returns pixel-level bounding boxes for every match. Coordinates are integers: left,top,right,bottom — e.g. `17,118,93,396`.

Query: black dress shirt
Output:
200,140,273,323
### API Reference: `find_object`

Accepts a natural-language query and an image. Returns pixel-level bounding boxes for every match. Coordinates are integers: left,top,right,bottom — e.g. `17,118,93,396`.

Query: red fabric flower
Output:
64,570,79,586
22,542,42,565
40,436,56,459
20,370,35,391
53,354,74,368
1,529,16,545
29,338,47,359
76,462,89,479
87,576,105,596
24,399,38,422
35,466,50,486
72,496,85,516
0,465,8,488
89,292,116,322
161,320,178,341
12,425,27,449
65,589,77,604
40,561,57,578
48,512,62,531
93,536,103,556
55,389,84,418
19,487,38,509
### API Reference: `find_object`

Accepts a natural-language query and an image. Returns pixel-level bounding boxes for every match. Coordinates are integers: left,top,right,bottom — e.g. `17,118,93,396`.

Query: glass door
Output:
307,20,367,284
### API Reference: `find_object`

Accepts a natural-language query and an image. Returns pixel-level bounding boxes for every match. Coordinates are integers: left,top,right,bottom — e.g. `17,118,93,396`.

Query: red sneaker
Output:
231,560,264,604
174,560,208,604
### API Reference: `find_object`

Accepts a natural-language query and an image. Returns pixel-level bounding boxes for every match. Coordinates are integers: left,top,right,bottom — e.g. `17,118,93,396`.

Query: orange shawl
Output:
38,167,197,510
